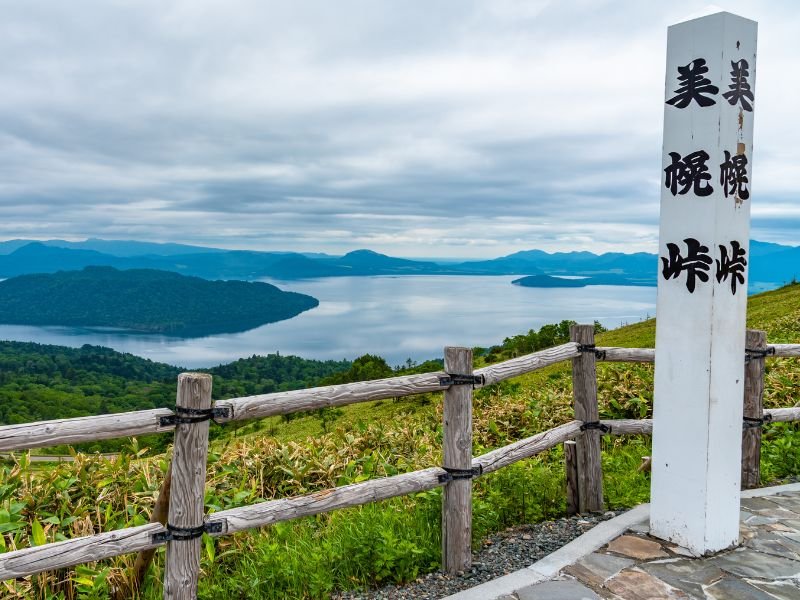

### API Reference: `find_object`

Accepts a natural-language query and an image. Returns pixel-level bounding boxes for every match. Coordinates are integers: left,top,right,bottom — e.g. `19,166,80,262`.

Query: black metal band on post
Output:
745,346,776,363
577,344,606,360
152,521,224,543
439,374,485,388
159,405,232,428
438,465,483,484
580,421,612,434
743,414,773,429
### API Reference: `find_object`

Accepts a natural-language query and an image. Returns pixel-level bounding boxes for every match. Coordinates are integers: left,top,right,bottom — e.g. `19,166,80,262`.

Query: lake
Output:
0,276,656,368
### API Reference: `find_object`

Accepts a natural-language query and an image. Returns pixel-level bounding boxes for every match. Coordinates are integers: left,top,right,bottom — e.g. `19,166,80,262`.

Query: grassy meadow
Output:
1,283,799,599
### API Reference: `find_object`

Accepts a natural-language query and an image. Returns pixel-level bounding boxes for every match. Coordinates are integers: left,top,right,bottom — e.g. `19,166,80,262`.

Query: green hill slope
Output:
597,280,800,348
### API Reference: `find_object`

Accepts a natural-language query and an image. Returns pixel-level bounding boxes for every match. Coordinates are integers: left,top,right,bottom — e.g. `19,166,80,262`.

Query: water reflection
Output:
0,276,656,368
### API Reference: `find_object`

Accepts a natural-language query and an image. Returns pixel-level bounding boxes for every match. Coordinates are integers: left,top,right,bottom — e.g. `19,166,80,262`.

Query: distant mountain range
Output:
0,238,797,287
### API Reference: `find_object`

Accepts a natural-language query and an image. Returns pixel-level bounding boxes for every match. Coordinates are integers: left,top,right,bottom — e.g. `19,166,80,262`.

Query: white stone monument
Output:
650,11,757,555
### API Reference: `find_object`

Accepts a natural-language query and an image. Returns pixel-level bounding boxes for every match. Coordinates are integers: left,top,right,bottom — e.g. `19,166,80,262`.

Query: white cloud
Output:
0,0,796,257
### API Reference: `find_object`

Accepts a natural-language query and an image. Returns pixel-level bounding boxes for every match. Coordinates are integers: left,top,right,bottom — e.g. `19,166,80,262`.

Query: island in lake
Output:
0,266,318,336
512,274,653,288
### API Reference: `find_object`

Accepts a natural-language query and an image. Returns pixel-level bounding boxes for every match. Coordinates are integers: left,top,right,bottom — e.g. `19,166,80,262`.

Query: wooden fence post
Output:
163,373,213,600
570,324,603,513
742,329,767,489
442,347,473,574
564,440,579,516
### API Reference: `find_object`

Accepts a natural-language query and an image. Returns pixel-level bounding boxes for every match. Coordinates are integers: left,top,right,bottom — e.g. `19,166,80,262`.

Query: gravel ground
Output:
333,511,622,600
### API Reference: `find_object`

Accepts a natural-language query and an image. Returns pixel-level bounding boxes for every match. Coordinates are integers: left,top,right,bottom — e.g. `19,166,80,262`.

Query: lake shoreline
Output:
0,275,659,368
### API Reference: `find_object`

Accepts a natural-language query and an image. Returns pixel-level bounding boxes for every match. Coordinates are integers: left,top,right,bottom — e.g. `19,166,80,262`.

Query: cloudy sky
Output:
1,1,798,258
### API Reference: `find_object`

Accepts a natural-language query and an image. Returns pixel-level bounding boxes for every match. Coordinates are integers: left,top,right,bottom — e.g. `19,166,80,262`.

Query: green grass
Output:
2,283,799,599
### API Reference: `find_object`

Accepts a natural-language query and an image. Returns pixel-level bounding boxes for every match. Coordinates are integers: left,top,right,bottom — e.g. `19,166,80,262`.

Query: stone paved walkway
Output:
448,486,800,599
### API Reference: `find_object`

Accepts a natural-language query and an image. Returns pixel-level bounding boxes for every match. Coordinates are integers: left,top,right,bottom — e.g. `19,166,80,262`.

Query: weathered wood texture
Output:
208,467,444,536
441,347,473,574
600,419,653,435
473,421,583,474
474,342,580,385
571,325,603,513
742,330,766,489
216,343,580,423
595,347,655,362
771,344,800,357
564,440,579,516
164,373,212,600
130,465,172,593
0,409,173,452
0,523,163,580
593,345,800,362
216,373,446,422
764,407,800,422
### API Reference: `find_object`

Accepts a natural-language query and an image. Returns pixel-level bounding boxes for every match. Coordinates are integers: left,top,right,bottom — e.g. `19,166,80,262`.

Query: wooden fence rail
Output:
0,331,797,596
0,342,581,453
2,341,797,453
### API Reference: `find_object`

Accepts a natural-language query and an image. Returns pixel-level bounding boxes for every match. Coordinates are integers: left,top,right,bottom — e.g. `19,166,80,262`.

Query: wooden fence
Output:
0,325,799,598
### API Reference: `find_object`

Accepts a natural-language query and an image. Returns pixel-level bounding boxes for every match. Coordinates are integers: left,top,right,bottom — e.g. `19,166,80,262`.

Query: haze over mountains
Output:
0,238,797,286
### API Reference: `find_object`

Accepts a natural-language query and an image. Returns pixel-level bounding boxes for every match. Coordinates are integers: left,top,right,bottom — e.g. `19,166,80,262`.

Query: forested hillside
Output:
0,342,349,430
0,266,318,335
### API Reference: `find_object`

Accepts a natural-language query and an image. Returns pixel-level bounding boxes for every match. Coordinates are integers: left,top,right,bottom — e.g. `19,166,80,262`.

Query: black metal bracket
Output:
152,520,224,543
745,347,776,363
439,374,485,387
438,465,483,484
577,344,606,360
743,414,773,429
159,406,232,428
580,421,612,434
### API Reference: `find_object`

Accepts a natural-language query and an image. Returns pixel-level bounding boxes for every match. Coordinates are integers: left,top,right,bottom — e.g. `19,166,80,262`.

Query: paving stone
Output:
564,552,635,587
606,536,669,560
497,595,519,600
769,523,798,533
604,568,691,599
595,591,628,600
516,579,601,600
710,547,800,579
742,497,784,512
703,575,777,599
746,532,800,561
745,514,780,526
664,544,696,558
739,525,758,543
639,558,725,598
748,579,800,600
775,506,800,518
628,522,650,535
752,506,800,519
777,534,800,552
765,496,800,515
